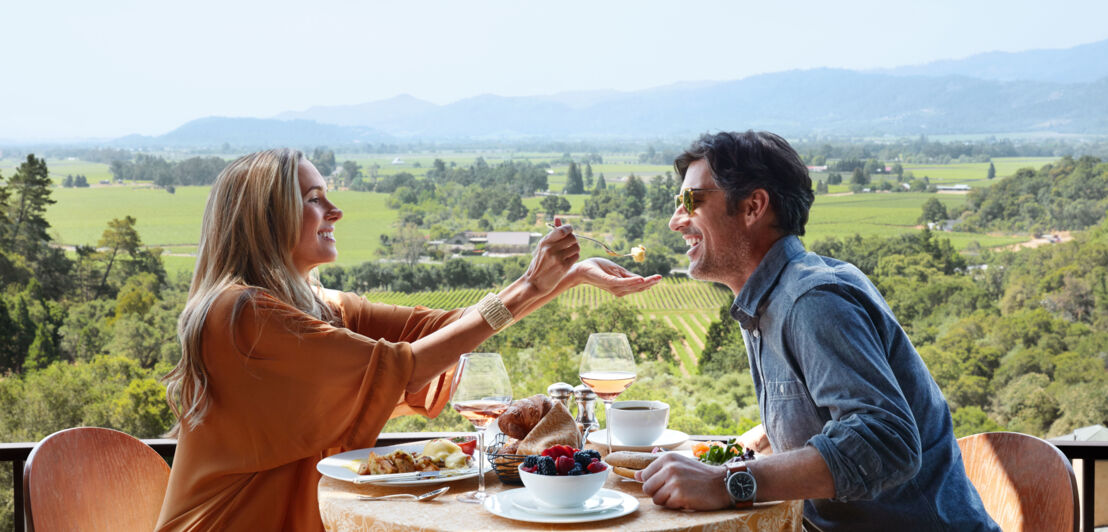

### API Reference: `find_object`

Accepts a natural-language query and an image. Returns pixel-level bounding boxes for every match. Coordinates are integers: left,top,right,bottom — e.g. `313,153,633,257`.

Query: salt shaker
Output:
573,384,599,444
547,382,574,410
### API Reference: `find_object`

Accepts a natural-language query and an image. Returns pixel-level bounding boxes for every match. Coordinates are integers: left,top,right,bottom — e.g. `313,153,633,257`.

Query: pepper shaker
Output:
573,384,599,447
547,382,574,410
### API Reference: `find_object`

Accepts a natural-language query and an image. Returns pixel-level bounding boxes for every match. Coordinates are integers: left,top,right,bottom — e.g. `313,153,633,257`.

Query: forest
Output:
0,151,1106,528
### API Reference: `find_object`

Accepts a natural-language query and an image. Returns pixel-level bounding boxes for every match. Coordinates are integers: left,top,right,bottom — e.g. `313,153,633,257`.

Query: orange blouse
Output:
156,286,463,531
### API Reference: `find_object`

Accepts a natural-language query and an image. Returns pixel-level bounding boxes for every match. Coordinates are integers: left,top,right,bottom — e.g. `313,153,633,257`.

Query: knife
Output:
353,468,476,484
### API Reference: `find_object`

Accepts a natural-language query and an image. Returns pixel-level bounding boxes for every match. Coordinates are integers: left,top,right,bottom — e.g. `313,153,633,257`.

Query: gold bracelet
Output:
477,292,514,332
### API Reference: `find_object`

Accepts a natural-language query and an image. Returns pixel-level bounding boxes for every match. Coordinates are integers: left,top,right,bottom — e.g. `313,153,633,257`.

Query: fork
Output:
546,223,629,257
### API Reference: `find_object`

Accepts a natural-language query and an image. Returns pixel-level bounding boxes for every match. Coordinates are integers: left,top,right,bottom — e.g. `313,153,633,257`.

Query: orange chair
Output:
958,431,1079,532
23,427,171,532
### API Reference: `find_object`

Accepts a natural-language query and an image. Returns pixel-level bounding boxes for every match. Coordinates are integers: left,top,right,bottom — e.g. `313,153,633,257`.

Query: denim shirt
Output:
731,236,998,532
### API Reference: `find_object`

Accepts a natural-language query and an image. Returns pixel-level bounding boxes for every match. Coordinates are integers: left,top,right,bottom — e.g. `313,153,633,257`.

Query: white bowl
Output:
518,464,609,508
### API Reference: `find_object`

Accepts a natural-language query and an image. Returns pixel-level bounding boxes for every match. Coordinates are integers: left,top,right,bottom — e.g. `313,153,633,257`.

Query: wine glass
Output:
450,352,512,504
578,333,637,455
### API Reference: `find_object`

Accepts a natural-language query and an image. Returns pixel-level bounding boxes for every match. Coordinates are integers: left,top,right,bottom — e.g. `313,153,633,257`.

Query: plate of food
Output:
316,437,482,486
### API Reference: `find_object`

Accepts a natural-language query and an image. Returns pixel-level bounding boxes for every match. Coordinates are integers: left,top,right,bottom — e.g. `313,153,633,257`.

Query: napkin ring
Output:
478,292,514,332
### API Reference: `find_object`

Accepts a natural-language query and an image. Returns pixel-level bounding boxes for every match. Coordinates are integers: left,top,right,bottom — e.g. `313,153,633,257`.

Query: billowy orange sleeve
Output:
156,287,463,531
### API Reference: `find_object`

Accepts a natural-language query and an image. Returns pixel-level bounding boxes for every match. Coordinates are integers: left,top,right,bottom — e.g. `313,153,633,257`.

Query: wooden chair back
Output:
958,431,1078,532
23,427,171,532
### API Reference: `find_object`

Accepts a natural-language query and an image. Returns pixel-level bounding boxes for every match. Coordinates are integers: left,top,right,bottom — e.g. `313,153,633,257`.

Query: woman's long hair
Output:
163,148,336,432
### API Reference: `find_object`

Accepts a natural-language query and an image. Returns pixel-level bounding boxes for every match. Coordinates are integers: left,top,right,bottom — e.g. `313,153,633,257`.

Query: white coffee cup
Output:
609,400,669,446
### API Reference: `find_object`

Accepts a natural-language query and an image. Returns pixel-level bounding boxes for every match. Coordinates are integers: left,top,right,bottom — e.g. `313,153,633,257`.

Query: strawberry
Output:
586,460,607,474
555,455,575,475
452,437,477,456
541,445,577,460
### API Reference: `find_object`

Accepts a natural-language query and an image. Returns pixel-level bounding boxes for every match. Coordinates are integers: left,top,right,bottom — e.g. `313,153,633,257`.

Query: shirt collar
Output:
729,235,806,329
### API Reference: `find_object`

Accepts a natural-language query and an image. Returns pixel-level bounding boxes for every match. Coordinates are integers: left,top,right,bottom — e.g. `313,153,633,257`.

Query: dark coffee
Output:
615,406,658,411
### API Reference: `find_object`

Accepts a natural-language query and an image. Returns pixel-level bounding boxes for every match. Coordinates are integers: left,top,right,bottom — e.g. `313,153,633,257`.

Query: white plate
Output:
510,488,626,515
316,440,483,486
587,429,689,451
485,488,638,524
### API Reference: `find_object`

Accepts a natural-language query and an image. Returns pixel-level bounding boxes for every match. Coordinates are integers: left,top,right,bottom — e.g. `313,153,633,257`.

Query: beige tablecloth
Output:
319,471,803,531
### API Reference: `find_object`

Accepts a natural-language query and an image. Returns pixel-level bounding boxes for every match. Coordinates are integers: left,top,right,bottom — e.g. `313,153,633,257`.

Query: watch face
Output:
728,471,757,502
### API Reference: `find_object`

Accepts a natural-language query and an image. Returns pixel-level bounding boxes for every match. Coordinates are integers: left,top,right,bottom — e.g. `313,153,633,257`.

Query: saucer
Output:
510,488,626,515
587,429,689,451
484,488,638,524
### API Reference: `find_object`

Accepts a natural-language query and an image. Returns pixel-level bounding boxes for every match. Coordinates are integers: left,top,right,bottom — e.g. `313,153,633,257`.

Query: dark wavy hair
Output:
674,131,814,236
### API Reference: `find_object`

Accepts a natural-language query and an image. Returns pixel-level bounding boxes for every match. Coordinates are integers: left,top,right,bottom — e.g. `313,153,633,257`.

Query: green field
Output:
363,277,731,375
35,154,1049,278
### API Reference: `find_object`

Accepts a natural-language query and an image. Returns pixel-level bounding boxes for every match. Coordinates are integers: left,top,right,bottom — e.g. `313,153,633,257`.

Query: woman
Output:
156,148,660,530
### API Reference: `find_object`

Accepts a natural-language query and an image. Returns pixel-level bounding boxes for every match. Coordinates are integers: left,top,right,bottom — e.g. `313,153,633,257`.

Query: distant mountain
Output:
111,39,1108,145
113,117,391,147
876,39,1108,83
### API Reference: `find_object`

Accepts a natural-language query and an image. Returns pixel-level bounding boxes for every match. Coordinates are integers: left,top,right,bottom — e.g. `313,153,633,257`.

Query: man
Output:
639,131,998,531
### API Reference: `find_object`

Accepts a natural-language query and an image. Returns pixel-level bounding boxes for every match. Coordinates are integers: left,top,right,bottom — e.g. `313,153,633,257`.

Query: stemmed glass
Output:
450,352,512,504
578,333,637,455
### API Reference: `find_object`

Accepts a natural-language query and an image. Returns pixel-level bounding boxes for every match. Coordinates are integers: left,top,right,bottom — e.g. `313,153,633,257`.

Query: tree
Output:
584,163,594,190
506,194,528,222
95,216,143,297
392,224,425,267
827,172,842,185
987,162,996,180
594,173,607,191
918,198,949,225
540,195,564,220
564,162,584,194
4,154,56,257
311,147,336,177
850,167,868,186
340,160,361,188
892,163,904,180
62,175,75,187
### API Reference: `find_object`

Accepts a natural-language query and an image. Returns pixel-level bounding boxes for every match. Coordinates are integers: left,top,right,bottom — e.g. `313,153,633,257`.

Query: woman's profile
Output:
155,148,660,530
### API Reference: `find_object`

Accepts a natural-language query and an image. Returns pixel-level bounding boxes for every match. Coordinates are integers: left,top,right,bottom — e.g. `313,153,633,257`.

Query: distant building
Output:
807,165,828,172
391,157,404,165
486,232,533,254
936,184,971,191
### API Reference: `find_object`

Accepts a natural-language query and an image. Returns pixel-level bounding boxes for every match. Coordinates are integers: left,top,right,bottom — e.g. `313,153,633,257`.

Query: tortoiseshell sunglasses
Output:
674,188,724,215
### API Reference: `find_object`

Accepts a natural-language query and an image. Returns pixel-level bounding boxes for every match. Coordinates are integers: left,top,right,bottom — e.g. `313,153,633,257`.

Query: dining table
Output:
318,439,803,532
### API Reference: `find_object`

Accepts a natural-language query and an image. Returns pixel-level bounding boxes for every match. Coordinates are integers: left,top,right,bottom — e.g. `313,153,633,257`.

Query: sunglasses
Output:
674,188,724,215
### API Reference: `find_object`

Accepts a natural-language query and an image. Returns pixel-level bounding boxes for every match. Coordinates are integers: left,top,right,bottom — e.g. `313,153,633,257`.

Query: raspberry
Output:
555,455,575,475
522,455,540,468
586,460,607,474
520,464,538,473
536,456,556,476
568,465,586,476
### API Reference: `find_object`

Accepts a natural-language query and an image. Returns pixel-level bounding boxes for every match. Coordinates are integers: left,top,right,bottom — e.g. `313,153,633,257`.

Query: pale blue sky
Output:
3,0,1107,140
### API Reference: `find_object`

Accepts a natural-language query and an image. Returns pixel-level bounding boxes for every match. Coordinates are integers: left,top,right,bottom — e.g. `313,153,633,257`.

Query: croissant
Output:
498,394,553,439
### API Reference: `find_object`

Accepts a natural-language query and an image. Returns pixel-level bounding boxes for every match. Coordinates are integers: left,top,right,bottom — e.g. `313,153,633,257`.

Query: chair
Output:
958,431,1079,532
23,427,171,532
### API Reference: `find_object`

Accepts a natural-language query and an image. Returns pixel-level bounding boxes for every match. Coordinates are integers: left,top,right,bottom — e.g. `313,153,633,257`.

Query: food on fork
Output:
630,245,646,263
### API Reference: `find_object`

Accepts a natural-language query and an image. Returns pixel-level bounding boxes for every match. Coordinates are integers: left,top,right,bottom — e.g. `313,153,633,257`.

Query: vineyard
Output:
363,277,733,375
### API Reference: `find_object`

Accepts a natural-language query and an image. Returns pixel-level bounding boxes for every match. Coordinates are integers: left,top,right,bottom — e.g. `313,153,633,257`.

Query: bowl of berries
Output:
518,445,609,508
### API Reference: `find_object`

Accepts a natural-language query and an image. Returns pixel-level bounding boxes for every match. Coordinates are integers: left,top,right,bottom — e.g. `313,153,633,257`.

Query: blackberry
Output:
574,449,601,467
568,465,586,476
522,455,540,468
536,455,557,476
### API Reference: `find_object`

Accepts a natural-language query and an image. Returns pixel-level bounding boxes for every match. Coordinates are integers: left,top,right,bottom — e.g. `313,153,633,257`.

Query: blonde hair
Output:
164,148,337,432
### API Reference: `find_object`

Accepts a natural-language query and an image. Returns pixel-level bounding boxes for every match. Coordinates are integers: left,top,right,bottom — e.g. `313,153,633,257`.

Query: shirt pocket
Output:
764,379,824,452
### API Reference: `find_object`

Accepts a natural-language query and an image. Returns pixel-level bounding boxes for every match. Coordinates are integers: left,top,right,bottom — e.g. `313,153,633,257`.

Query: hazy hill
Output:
114,117,392,148
119,39,1108,145
876,39,1108,83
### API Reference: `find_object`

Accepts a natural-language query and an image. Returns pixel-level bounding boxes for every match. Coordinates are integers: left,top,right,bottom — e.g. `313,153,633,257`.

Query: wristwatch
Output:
725,462,757,507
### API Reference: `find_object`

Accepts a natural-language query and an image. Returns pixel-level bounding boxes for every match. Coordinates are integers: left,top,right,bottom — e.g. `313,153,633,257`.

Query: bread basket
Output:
486,432,526,485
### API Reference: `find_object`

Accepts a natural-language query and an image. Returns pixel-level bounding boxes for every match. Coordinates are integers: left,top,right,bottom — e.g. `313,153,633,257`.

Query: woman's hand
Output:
521,219,581,295
569,258,662,296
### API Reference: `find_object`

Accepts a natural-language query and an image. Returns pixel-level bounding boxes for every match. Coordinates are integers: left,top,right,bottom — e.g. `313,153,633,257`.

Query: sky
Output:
3,0,1108,141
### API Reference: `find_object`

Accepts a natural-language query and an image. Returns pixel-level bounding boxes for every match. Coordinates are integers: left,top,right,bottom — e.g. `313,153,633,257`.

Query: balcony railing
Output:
3,435,1106,531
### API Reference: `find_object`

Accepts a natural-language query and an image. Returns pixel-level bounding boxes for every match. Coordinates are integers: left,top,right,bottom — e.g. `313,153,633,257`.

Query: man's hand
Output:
636,452,732,510
739,424,772,455
569,258,661,296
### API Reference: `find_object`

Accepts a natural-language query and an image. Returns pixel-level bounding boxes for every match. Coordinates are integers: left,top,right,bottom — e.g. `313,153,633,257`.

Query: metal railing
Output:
4,435,1106,532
